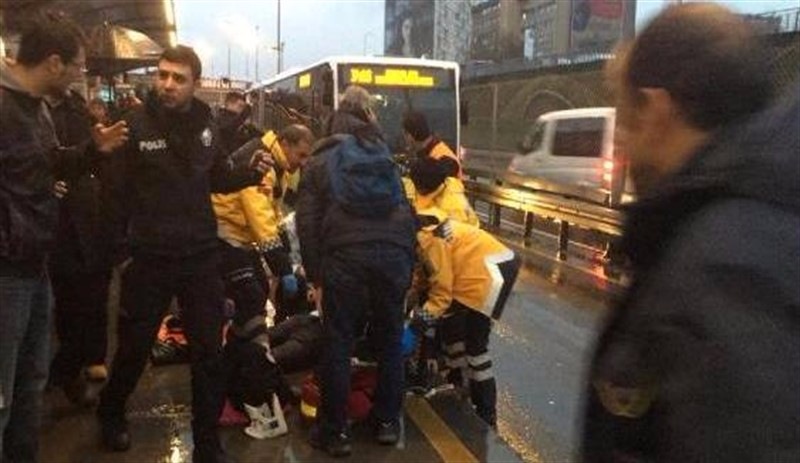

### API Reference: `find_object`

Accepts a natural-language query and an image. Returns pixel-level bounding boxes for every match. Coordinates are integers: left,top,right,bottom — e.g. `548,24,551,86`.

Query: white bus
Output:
248,56,460,155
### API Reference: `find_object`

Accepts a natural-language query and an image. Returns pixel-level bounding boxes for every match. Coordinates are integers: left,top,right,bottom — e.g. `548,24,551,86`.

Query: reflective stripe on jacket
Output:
212,130,290,249
416,208,513,318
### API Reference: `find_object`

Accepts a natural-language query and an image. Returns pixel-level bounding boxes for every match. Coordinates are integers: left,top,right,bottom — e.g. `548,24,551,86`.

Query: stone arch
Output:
523,90,575,122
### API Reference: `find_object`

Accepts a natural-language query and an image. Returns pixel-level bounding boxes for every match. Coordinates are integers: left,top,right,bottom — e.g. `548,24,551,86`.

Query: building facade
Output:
384,0,471,63
470,0,523,62
520,0,636,60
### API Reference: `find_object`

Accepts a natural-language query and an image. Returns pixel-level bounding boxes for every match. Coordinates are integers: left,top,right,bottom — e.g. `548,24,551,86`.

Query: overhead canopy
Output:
1,0,176,50
87,23,163,75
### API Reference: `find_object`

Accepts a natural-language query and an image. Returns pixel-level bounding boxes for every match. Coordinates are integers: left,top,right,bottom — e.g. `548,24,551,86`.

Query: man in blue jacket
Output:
582,4,799,462
0,12,129,462
96,46,271,463
296,86,416,457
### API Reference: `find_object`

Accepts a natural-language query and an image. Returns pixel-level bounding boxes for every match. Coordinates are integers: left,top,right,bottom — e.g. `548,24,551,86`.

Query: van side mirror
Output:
518,134,534,153
460,100,469,126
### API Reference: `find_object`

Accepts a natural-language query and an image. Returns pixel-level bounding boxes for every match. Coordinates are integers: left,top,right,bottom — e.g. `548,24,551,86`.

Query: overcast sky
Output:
174,0,797,81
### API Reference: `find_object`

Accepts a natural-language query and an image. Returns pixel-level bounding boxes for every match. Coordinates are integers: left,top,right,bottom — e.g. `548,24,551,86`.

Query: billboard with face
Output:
384,0,435,58
570,0,634,52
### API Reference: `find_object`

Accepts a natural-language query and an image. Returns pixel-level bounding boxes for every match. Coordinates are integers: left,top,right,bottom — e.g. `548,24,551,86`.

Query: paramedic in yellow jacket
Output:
403,110,463,179
408,155,479,227
413,207,521,427
211,124,313,423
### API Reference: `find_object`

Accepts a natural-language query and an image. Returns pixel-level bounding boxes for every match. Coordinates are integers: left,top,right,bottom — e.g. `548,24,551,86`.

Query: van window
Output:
552,117,605,158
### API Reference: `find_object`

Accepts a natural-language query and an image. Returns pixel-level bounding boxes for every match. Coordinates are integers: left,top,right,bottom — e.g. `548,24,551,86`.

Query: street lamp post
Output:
227,43,231,78
255,25,260,82
276,0,282,74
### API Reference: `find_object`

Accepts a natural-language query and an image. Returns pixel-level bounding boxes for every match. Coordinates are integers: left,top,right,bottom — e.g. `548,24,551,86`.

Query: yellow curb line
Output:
405,395,479,463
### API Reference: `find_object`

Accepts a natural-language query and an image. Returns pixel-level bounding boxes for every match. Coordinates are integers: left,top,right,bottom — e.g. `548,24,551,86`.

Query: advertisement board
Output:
384,0,435,58
570,0,633,52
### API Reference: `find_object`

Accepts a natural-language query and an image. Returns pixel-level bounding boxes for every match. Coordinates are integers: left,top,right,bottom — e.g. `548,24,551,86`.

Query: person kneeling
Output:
412,207,521,427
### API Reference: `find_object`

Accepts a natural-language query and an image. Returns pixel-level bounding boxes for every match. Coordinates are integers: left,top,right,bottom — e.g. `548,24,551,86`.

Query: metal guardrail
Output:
463,168,624,261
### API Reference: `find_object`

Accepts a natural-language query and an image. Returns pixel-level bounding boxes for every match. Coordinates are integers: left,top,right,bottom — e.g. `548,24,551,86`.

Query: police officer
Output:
97,45,272,463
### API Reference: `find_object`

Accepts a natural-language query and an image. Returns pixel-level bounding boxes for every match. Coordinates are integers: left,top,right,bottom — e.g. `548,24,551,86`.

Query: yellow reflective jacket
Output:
414,177,479,227
415,207,514,318
211,130,290,250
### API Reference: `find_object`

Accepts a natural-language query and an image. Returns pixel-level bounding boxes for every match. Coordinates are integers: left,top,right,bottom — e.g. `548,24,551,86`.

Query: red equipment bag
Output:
300,365,377,423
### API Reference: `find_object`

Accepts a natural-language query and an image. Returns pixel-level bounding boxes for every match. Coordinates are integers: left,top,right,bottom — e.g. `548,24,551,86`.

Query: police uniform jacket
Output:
107,93,262,259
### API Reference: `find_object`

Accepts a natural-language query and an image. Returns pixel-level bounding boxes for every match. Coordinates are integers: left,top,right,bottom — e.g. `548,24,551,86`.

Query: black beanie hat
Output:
410,157,447,195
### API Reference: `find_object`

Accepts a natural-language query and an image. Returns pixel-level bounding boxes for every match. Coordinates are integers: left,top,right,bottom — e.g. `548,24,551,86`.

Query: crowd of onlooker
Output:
2,4,798,463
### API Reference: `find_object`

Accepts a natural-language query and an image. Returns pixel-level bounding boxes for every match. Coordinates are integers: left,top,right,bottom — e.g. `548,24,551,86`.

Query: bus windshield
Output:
367,86,457,155
337,64,457,154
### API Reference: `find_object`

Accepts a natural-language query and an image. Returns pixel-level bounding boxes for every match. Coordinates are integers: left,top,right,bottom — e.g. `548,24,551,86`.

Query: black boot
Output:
309,424,352,458
470,377,497,428
97,412,131,451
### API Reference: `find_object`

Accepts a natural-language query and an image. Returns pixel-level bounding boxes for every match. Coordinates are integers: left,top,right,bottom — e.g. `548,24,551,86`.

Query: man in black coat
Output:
581,4,800,462
46,87,115,405
0,12,127,462
96,45,271,463
216,91,262,155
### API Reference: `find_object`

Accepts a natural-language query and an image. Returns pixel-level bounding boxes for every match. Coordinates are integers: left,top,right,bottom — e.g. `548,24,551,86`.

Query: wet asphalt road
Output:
492,263,609,462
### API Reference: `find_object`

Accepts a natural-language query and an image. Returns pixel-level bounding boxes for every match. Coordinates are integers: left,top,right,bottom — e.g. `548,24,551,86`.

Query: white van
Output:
507,107,632,206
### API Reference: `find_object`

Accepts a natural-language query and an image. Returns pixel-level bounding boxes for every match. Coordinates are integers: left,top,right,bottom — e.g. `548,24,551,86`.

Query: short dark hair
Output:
279,124,314,146
160,45,202,81
224,91,245,105
16,11,86,67
625,3,772,130
402,110,431,141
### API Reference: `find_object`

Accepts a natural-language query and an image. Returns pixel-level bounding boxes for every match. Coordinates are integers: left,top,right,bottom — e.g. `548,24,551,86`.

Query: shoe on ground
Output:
99,415,131,452
309,424,352,458
85,364,108,382
375,419,400,445
63,377,98,408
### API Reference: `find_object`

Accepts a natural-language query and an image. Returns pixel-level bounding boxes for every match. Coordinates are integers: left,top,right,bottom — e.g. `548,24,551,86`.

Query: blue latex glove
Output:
281,274,298,297
401,324,418,357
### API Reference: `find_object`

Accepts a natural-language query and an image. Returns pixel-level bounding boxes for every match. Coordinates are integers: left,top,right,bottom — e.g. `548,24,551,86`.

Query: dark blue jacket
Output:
582,90,800,462
295,110,416,284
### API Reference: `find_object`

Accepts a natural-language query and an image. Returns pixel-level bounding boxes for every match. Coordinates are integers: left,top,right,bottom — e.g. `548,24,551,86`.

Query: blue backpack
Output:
326,134,403,218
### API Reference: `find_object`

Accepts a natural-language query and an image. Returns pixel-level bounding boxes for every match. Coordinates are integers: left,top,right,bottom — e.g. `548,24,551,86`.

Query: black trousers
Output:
440,304,496,425
99,250,226,451
218,242,268,329
218,242,283,407
49,268,111,386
